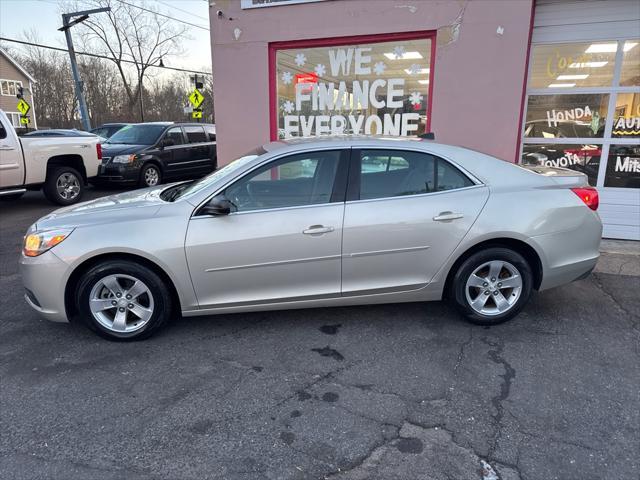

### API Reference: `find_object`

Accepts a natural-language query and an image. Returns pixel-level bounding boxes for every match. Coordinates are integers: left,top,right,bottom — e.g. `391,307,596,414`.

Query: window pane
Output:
165,127,185,145
612,93,640,139
184,126,207,143
521,144,601,186
525,94,608,138
276,37,431,138
8,82,16,96
0,81,8,95
225,150,341,211
620,39,639,86
359,150,436,199
529,43,616,89
604,145,640,188
436,159,474,191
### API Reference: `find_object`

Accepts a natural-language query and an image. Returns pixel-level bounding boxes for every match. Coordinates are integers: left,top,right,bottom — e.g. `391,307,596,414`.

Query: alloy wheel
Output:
144,167,159,186
56,172,81,200
89,274,155,333
464,260,523,316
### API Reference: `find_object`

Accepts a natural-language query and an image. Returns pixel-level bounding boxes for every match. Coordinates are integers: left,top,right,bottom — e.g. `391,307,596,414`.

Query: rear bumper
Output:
20,251,70,322
534,211,602,291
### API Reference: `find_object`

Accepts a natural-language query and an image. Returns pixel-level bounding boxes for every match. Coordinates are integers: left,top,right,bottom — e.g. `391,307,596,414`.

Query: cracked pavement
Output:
1,190,639,480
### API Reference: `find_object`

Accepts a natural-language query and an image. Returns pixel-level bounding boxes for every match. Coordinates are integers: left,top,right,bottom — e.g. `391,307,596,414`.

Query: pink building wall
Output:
210,0,534,164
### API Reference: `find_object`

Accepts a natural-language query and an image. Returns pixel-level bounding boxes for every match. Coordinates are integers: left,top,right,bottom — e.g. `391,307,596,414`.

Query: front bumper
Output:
20,250,71,322
93,162,140,184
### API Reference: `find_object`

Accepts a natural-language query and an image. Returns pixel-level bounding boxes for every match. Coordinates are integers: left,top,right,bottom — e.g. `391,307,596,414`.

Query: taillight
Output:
571,187,599,211
96,143,102,160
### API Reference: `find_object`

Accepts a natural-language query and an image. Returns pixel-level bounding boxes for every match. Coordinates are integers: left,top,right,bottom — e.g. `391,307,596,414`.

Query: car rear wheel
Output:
139,163,162,187
451,247,533,326
43,166,84,205
76,260,172,341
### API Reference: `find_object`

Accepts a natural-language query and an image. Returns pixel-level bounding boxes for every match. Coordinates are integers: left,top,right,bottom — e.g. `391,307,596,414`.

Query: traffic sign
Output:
192,110,202,119
188,88,204,108
17,99,31,116
20,116,30,125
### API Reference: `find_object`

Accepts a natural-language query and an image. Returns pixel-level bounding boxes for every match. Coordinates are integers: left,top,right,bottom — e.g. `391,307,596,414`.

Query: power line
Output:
0,37,212,75
157,0,209,22
113,0,209,31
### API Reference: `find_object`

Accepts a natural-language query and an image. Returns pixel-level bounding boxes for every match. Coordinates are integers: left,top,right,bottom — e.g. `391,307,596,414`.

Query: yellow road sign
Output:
192,110,202,119
17,99,31,115
20,116,30,125
188,88,204,108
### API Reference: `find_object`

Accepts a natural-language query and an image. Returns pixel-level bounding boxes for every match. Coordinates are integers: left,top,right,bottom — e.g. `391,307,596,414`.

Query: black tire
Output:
139,163,162,187
76,260,173,341
43,166,84,205
450,247,533,326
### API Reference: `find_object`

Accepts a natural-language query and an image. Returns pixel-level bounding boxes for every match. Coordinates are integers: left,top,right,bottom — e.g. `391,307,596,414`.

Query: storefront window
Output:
273,36,433,139
528,43,616,89
521,144,601,186
604,144,640,188
612,92,640,139
524,94,608,138
619,39,639,86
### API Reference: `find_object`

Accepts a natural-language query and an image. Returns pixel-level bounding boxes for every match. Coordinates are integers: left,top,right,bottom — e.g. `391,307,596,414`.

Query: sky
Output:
0,0,212,76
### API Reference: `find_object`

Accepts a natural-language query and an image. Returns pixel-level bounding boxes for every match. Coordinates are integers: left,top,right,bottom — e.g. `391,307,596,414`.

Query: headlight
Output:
23,228,74,257
112,154,136,164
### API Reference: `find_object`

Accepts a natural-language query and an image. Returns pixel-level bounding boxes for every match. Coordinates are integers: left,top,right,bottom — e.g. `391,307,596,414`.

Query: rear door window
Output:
184,126,207,143
357,149,474,200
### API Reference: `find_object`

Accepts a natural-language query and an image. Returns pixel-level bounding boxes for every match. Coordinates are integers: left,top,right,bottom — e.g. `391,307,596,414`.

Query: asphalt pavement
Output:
1,188,639,480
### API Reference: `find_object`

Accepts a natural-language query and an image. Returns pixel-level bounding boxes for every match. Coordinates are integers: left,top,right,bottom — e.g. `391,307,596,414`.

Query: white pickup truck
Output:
0,109,102,205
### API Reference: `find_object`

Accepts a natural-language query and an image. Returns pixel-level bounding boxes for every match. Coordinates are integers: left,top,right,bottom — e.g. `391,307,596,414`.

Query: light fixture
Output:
405,67,430,75
585,42,637,53
418,80,429,85
383,51,423,60
548,83,576,88
556,74,589,80
569,61,608,68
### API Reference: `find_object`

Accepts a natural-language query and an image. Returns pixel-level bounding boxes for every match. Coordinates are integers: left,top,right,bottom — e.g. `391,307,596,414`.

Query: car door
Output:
185,149,349,308
183,125,212,176
341,148,489,295
161,126,190,178
0,115,24,188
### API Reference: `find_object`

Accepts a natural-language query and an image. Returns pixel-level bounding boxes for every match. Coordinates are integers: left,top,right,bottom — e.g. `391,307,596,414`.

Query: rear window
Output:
184,125,207,143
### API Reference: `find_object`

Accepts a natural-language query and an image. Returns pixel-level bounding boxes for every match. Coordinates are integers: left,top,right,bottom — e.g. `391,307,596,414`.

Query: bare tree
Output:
63,0,189,120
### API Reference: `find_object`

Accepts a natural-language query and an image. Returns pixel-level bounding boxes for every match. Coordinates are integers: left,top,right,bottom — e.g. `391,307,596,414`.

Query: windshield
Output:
106,124,166,145
164,147,266,201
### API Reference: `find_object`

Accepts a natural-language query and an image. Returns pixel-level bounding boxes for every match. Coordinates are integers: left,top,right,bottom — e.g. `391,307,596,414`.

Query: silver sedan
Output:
20,137,602,340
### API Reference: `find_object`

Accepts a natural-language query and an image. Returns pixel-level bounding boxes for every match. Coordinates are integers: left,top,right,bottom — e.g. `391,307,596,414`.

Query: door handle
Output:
0,145,15,151
433,212,464,222
303,225,334,235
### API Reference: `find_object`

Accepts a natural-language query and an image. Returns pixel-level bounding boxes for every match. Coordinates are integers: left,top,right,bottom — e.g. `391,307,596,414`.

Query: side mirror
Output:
160,138,175,148
200,195,234,216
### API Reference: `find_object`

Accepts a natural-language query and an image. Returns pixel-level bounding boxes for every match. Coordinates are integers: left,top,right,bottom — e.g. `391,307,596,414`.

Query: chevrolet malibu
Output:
20,137,602,341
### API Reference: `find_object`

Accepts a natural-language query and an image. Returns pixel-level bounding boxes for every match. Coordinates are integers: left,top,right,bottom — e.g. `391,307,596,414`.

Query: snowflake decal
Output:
282,100,295,114
407,64,421,75
373,61,386,76
314,63,326,77
281,71,293,85
392,45,406,59
294,53,306,67
409,92,424,107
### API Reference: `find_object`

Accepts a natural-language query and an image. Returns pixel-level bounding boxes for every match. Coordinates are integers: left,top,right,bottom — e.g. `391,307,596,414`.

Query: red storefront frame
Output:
268,30,437,141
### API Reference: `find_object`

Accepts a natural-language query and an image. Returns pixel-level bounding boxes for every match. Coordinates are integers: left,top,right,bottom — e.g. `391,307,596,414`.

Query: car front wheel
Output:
76,260,173,341
139,163,162,187
451,247,533,326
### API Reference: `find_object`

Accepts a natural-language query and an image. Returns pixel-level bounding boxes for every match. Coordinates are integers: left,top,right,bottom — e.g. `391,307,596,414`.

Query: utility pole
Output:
59,7,110,131
138,74,145,122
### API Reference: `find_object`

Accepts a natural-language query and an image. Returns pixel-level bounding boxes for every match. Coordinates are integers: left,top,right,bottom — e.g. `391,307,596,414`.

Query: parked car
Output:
94,122,216,188
20,137,602,341
0,109,102,205
90,123,132,140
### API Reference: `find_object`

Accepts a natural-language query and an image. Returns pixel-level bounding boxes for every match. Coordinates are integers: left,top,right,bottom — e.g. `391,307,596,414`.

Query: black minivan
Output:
95,122,216,187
